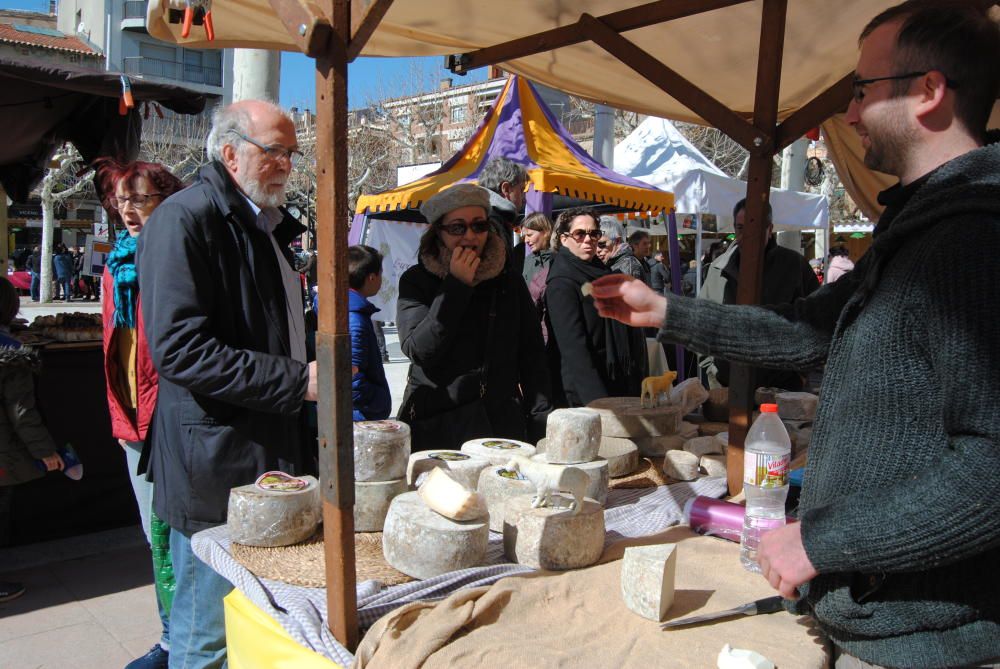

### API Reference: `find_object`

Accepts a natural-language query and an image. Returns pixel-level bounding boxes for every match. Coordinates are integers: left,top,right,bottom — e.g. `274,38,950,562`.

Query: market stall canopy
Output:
615,116,829,232
147,0,897,126
354,75,674,220
0,57,207,201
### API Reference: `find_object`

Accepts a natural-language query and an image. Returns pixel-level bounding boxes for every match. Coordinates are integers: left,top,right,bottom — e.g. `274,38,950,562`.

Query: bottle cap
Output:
760,403,779,413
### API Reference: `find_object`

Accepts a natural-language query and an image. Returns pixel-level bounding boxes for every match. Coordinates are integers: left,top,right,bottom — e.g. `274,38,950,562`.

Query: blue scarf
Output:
105,230,138,329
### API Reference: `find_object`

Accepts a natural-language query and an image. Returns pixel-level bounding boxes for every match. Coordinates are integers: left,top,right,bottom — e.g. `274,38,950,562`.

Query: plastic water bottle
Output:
740,404,791,573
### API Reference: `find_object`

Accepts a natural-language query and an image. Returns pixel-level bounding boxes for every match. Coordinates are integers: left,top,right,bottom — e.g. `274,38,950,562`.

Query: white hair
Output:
205,100,292,162
598,215,626,244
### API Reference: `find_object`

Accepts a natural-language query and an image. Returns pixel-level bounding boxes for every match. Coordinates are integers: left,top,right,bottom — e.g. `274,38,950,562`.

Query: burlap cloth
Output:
353,526,829,668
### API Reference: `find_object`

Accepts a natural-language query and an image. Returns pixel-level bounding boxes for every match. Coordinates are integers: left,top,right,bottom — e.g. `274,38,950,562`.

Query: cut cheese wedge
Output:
418,467,488,521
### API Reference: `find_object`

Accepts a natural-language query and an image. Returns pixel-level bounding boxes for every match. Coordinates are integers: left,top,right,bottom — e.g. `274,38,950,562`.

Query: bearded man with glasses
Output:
136,100,318,669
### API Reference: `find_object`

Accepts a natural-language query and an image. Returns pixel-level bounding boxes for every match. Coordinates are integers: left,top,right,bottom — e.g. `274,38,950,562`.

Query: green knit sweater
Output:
660,142,1000,668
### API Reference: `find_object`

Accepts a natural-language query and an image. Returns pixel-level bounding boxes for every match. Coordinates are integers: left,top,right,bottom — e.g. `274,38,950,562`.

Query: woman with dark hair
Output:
397,183,551,451
94,158,184,669
546,207,647,406
826,245,855,283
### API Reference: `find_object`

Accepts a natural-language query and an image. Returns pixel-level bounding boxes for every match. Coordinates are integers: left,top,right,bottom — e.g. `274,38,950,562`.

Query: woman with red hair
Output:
94,158,184,669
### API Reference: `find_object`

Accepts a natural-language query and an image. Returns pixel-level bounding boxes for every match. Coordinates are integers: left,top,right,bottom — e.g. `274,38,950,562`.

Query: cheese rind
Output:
417,468,489,521
382,492,489,579
353,420,411,482
700,454,728,478
354,478,407,532
683,436,724,458
461,438,536,466
544,408,602,464
503,493,605,570
228,476,320,547
599,436,640,477
406,450,490,490
477,466,536,532
776,391,819,421
662,450,701,481
621,543,678,622
586,397,682,438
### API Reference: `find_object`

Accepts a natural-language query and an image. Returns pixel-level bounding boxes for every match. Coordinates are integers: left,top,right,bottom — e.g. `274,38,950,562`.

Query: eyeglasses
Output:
596,240,610,249
113,193,162,209
230,130,303,166
562,229,602,243
441,220,491,236
851,71,958,103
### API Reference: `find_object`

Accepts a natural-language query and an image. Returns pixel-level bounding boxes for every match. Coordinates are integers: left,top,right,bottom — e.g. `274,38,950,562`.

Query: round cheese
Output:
354,478,407,532
503,493,605,570
586,397,682,438
477,465,537,532
530,454,609,505
406,450,490,490
633,434,686,456
353,420,411,482
662,450,701,481
599,436,640,477
228,475,320,547
382,492,489,580
544,408,602,464
461,437,536,466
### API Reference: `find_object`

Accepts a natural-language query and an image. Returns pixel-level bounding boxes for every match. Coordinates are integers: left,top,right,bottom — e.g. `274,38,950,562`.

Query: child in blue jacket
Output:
349,245,391,421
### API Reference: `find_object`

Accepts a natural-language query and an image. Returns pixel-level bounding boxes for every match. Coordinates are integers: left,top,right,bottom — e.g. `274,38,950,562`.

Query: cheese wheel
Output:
228,476,320,547
382,492,489,579
599,436,640,477
633,434,686,457
586,397,682,438
544,408,602,464
503,493,605,570
461,437,536,466
477,465,536,532
354,478,407,532
406,450,490,490
662,450,700,481
353,420,411,482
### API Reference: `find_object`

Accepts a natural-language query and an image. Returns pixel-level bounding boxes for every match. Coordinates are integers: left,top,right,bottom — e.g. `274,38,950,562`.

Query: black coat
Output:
396,234,551,450
137,161,310,535
546,246,647,406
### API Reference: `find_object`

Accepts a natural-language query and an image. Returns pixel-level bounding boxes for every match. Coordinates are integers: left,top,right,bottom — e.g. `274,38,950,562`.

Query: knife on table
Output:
661,596,785,629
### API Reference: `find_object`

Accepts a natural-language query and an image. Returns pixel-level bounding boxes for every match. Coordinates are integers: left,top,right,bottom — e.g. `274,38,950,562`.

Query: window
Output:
449,139,464,152
450,105,466,123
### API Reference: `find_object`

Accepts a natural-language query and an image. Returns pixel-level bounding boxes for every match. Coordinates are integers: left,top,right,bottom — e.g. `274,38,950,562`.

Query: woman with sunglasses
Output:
94,158,184,669
546,208,647,406
397,184,551,451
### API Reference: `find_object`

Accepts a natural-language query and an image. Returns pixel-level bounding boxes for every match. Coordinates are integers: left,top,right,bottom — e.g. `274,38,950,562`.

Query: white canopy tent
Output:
615,117,829,234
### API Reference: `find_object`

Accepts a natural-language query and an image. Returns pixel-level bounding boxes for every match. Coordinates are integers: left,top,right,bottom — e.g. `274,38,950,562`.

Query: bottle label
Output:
743,451,789,488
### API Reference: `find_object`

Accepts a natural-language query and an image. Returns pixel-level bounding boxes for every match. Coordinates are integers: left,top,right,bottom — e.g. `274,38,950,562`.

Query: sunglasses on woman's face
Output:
563,228,602,243
441,220,491,236
596,240,610,249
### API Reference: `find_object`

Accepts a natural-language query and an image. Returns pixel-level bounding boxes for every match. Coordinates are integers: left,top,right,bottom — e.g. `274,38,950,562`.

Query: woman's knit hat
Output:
420,183,492,225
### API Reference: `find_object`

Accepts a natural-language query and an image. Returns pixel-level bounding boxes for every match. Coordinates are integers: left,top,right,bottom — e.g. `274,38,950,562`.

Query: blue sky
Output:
3,0,483,110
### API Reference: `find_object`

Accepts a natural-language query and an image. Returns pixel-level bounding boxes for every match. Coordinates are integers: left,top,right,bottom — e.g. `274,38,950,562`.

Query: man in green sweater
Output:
591,2,1000,667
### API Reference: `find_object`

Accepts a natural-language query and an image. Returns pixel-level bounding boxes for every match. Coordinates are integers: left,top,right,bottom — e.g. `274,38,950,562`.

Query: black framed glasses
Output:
113,193,162,209
441,220,491,236
851,71,958,103
596,240,610,249
229,130,303,166
563,228,602,243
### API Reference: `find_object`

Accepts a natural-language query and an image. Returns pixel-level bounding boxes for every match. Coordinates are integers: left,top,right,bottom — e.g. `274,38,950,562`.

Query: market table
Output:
188,476,827,667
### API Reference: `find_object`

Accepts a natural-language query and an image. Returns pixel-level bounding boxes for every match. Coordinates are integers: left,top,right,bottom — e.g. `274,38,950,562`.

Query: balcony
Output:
123,56,222,88
121,0,148,31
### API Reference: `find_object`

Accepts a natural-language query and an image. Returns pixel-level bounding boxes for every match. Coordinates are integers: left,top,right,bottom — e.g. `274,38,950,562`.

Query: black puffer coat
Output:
396,231,551,450
0,343,57,486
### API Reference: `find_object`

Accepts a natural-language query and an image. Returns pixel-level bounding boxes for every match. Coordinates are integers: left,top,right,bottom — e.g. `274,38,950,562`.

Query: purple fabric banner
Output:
525,184,553,216
349,212,368,246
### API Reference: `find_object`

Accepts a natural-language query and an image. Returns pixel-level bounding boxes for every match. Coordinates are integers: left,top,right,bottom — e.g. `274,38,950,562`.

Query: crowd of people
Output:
12,243,100,302
1,2,998,668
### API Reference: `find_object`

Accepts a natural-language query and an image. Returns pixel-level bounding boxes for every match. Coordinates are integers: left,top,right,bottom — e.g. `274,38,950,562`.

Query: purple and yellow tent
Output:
350,75,674,239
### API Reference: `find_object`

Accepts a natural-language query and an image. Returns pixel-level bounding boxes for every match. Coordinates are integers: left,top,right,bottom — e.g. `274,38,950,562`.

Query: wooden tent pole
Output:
316,0,359,650
727,0,787,496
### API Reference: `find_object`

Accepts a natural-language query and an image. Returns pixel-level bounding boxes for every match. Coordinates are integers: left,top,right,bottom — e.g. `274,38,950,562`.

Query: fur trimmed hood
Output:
419,229,507,286
0,345,40,372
